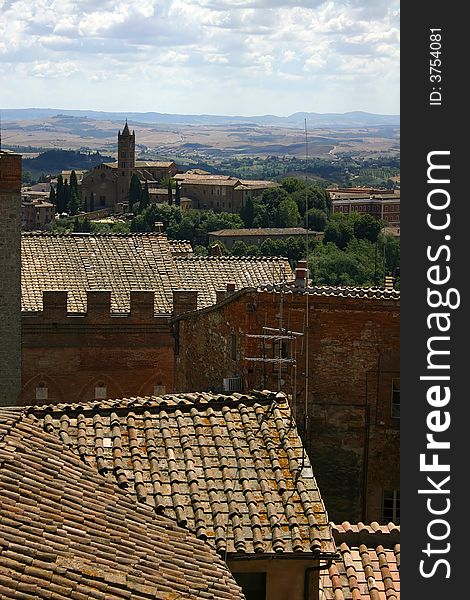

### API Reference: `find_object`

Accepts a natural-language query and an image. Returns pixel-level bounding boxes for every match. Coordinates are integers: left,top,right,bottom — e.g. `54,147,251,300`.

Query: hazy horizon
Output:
0,1,399,116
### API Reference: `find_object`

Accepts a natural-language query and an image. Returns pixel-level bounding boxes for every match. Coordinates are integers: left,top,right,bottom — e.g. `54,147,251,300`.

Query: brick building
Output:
0,150,22,406
173,270,400,524
21,197,56,230
19,232,292,406
328,188,400,226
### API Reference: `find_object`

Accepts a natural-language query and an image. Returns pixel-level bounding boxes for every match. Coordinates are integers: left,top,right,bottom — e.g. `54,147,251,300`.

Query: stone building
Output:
174,172,279,214
19,232,293,406
173,268,400,524
0,150,22,406
80,123,177,211
21,197,56,230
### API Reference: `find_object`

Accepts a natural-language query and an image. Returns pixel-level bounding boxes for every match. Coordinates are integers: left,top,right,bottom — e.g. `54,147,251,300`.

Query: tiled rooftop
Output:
169,239,193,255
0,408,244,600
24,391,335,557
320,522,400,600
174,256,293,309
257,282,400,301
21,232,180,314
21,233,292,314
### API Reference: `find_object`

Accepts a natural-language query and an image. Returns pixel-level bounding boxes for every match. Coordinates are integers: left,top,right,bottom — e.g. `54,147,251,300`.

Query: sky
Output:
0,0,400,116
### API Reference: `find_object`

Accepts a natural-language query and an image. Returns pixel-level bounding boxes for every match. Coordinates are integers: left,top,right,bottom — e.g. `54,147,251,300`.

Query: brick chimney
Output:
294,260,308,289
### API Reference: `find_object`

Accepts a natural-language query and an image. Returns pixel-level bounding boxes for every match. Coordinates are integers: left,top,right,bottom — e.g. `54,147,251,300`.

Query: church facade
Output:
80,123,177,212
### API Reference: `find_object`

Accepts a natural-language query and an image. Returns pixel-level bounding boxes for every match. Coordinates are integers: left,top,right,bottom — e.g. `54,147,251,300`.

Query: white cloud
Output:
0,0,399,115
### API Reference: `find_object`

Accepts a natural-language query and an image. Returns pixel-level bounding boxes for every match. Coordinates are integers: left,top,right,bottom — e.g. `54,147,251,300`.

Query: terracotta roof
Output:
174,256,294,309
169,239,193,255
320,522,400,600
0,408,244,600
209,227,308,237
21,233,181,314
135,161,175,168
24,391,335,557
257,282,400,301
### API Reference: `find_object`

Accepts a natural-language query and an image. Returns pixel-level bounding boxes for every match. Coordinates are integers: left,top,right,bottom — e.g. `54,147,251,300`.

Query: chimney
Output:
154,221,164,233
294,260,308,289
384,274,394,291
210,244,222,257
172,289,198,317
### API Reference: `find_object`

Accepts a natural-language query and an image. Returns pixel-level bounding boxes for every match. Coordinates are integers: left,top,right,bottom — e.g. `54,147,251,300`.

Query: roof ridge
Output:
26,390,284,417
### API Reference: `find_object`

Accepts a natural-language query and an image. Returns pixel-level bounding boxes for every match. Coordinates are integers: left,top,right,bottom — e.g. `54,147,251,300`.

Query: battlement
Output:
21,290,169,323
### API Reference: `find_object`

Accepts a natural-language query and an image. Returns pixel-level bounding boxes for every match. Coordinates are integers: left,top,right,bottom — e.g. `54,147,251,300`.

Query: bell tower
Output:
117,122,135,203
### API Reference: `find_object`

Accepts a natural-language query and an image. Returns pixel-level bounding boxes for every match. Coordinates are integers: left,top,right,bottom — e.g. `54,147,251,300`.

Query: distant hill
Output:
22,149,113,177
2,108,400,129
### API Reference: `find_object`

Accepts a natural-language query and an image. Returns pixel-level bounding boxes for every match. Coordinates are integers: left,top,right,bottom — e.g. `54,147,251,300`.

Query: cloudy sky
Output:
0,0,399,116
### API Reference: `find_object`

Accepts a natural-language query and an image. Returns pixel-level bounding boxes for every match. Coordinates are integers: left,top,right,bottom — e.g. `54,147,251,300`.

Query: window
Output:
95,384,107,399
391,378,400,418
383,489,400,523
99,195,106,206
232,573,266,600
231,334,237,361
35,383,48,401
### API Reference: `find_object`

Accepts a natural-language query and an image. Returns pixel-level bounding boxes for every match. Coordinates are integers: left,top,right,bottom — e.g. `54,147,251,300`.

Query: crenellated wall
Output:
20,290,175,406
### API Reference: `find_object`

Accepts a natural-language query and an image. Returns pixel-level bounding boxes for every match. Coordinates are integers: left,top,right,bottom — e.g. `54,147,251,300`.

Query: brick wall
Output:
20,291,175,406
0,152,22,406
174,289,400,523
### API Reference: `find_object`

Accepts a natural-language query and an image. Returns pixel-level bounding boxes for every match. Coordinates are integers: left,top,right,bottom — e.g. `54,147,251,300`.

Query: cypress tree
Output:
139,180,150,212
56,175,65,214
129,174,142,213
175,182,181,207
168,180,173,206
63,180,71,213
90,192,95,213
70,170,78,196
49,185,56,206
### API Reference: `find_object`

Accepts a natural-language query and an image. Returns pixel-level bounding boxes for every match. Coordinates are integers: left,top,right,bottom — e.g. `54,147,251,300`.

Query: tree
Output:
278,198,300,228
139,181,150,213
69,191,80,216
231,241,249,256
306,208,327,231
55,175,66,214
63,180,71,213
175,183,181,207
281,177,304,194
353,214,383,243
49,186,56,206
69,170,78,197
323,214,354,250
240,197,255,227
168,180,173,206
128,174,142,213
90,192,95,213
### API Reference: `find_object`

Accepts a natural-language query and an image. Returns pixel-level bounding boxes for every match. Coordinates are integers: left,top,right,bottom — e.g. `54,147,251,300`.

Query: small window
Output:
95,385,107,399
383,489,400,523
35,383,48,401
231,334,237,361
391,378,400,418
232,572,266,600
